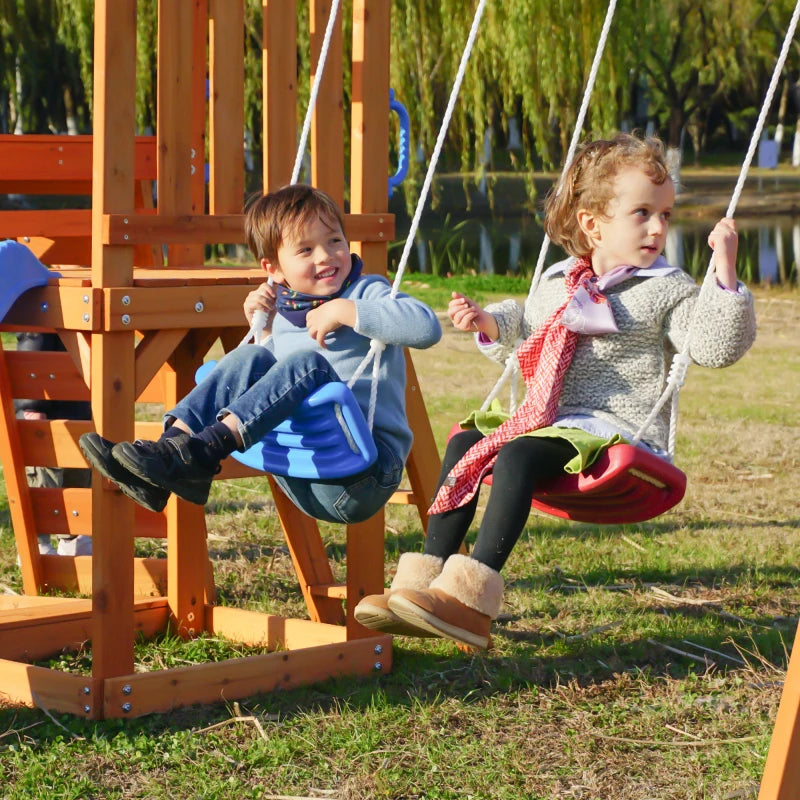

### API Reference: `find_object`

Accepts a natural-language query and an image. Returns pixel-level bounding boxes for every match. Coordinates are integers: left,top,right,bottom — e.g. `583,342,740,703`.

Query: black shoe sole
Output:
112,439,213,506
78,432,170,513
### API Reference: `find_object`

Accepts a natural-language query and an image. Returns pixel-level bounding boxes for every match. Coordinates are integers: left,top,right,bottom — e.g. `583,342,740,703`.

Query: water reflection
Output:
391,215,799,285
389,179,800,285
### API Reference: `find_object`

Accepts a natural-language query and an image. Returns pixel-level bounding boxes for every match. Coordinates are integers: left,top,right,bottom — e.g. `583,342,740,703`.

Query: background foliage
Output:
1,0,800,187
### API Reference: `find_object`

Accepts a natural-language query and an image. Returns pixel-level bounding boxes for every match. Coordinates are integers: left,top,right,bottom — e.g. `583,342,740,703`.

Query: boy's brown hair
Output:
544,133,670,258
244,184,346,262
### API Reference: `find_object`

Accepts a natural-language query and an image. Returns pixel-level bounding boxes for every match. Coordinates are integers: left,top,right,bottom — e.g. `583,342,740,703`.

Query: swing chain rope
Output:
291,0,342,185
356,0,488,426
632,0,800,454
480,0,619,413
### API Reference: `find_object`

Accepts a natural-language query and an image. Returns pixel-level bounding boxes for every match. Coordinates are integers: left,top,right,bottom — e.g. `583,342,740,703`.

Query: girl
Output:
354,133,757,649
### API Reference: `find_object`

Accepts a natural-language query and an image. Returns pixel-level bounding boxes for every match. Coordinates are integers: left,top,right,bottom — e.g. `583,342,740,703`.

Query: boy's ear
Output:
576,208,601,245
260,257,285,284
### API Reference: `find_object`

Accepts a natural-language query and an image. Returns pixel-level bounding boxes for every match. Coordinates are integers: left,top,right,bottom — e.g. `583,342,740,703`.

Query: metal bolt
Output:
24,236,30,242
121,295,131,306
83,705,91,714
122,685,132,695
29,373,36,379
40,302,48,312
83,313,90,322
53,509,59,515
374,644,383,655
123,218,129,224
72,510,79,517
121,314,131,325
83,686,90,695
123,234,129,241
122,702,132,713
374,662,383,671
194,302,204,313
379,232,384,238
49,374,55,380
83,295,89,304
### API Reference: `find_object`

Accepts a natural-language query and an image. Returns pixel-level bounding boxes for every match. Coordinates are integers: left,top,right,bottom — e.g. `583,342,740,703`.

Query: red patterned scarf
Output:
429,257,598,515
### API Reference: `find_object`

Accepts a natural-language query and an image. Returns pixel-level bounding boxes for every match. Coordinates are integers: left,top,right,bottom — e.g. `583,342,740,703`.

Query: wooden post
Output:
90,0,138,685
758,622,800,799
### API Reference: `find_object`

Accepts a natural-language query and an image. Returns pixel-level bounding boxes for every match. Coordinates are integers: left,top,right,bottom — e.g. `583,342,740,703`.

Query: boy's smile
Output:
263,213,352,296
579,167,675,276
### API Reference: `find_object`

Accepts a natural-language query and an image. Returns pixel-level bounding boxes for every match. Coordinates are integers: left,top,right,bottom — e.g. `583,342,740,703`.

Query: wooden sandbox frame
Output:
0,0,442,719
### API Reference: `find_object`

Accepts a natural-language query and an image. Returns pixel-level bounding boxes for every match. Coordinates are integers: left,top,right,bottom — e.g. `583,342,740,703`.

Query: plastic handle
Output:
388,89,410,197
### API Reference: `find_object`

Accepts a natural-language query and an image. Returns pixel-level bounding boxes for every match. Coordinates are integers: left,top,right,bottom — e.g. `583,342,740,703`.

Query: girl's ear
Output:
576,208,601,246
261,257,285,284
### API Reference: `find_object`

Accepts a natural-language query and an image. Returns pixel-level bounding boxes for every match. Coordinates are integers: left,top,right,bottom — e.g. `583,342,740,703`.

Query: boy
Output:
79,184,441,523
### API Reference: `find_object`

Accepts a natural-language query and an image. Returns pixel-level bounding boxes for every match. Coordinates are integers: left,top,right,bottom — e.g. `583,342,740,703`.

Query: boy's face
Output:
578,166,674,276
262,213,351,296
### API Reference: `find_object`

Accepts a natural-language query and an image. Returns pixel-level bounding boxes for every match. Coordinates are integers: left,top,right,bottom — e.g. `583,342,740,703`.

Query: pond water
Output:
388,173,800,285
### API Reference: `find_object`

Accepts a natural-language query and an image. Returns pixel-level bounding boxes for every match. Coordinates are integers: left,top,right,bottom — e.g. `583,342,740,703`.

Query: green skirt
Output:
459,401,626,475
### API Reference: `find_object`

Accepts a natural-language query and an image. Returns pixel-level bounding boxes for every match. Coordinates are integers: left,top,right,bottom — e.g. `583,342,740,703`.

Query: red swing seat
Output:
448,425,686,524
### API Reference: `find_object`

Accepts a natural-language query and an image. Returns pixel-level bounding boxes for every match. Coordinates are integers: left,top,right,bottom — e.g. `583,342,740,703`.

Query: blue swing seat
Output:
0,240,60,323
195,360,378,480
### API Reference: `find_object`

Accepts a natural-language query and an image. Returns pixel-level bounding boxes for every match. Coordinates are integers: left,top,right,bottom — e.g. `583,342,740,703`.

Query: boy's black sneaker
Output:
78,432,170,513
112,433,218,506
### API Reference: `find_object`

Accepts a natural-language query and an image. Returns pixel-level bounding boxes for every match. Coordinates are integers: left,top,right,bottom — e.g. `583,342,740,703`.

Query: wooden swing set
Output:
0,0,441,720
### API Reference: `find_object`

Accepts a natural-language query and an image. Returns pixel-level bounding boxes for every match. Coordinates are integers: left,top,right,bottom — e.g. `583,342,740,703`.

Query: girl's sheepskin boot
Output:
386,553,504,649
354,552,443,636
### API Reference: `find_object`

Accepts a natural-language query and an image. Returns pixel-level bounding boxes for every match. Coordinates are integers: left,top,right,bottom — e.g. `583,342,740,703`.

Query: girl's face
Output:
262,213,351,296
578,167,675,276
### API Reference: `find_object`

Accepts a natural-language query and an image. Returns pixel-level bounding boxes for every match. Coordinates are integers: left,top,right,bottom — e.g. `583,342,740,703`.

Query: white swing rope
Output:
633,0,800,459
240,0,343,347
479,0,619,413
346,0,490,428
243,0,487,431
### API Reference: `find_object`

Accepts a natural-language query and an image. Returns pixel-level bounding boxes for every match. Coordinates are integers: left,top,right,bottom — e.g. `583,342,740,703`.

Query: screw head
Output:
122,702,132,713
83,313,90,322
40,302,48,312
83,705,91,714
374,662,383,671
121,295,131,306
122,685,132,695
194,302,204,313
83,686,91,695
374,644,383,655
121,314,131,325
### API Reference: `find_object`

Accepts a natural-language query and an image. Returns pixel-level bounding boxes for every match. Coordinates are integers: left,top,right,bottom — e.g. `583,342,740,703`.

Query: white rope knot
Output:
368,338,386,356
667,353,692,389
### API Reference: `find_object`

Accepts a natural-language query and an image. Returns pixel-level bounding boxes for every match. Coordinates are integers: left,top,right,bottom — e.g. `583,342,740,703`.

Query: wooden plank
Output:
31,488,167,538
102,634,391,717
0,134,157,185
162,338,213,634
6,350,90,402
209,0,245,215
310,0,344,205
758,621,800,799
401,354,441,532
0,343,44,594
134,329,190,399
0,600,168,665
208,606,348,647
103,285,275,331
157,0,197,267
346,513,386,638
0,210,92,238
40,556,169,597
268,475,346,625
0,660,99,717
0,286,100,331
262,0,297,190
103,212,394,245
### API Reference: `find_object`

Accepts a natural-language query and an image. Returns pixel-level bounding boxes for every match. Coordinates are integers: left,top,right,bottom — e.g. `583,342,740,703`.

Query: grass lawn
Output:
0,280,798,799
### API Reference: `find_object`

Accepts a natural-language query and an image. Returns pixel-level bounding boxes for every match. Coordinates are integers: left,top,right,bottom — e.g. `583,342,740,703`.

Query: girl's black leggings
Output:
424,428,575,572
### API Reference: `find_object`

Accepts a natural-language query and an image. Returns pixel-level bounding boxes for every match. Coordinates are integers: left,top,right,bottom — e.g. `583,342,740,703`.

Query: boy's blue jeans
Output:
167,345,403,524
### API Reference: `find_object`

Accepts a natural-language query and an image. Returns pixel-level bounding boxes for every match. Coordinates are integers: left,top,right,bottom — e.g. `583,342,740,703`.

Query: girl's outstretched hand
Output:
708,217,738,291
448,292,499,340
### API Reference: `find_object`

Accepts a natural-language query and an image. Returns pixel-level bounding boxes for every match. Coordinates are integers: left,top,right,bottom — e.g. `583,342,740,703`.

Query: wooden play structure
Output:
0,0,441,719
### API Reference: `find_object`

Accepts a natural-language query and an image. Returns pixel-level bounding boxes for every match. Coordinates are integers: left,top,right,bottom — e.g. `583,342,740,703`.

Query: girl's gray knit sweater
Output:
477,258,757,452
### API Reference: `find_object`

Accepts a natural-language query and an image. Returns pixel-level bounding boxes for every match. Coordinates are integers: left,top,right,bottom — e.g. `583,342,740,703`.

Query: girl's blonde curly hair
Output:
544,133,670,258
